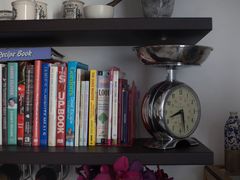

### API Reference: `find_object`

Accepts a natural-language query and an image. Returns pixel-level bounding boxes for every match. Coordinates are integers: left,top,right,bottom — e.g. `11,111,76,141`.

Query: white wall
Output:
2,0,240,179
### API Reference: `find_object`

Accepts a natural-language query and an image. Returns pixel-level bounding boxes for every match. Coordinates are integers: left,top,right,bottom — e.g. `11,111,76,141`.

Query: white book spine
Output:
48,64,58,147
83,81,89,146
0,64,4,145
79,81,85,146
107,80,113,145
74,69,81,147
111,70,119,145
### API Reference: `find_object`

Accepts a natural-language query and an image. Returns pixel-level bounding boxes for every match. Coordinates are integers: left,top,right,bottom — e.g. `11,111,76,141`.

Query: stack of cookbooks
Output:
0,47,139,147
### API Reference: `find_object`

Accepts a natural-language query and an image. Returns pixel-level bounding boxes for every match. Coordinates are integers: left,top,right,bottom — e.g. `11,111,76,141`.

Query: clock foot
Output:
144,137,199,150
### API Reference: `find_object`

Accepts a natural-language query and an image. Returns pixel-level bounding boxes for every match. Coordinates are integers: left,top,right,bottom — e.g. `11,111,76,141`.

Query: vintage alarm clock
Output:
134,45,213,149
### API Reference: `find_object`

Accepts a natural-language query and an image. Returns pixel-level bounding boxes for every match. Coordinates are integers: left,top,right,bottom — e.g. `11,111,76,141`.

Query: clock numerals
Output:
164,85,200,138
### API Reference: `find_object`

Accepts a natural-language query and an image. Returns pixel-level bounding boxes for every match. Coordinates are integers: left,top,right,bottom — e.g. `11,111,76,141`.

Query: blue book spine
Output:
122,85,129,145
7,62,18,145
0,47,63,61
66,61,88,146
40,63,50,146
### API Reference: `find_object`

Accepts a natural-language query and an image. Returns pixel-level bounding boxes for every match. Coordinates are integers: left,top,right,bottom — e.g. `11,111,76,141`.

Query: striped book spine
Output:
24,64,34,146
40,63,50,146
7,62,18,145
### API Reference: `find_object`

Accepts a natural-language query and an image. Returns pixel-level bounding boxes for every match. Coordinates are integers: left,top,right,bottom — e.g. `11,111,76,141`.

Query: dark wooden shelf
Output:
0,18,212,47
0,138,213,165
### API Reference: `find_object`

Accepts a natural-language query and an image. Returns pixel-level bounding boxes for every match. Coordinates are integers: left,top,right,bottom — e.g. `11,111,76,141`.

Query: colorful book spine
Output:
88,69,97,146
40,63,50,146
32,60,42,146
96,71,109,145
112,69,120,145
0,64,4,145
7,62,18,145
0,47,64,61
48,64,58,147
24,64,34,146
17,62,27,146
83,81,89,146
56,63,67,147
2,65,7,145
66,61,88,147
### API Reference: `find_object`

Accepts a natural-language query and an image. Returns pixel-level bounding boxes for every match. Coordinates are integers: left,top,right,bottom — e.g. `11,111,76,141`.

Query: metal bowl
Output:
134,45,213,66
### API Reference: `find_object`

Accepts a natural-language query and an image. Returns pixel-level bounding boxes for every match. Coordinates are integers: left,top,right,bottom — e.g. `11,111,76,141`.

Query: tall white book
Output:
83,81,89,146
112,70,119,145
48,64,58,147
79,81,85,146
75,69,83,147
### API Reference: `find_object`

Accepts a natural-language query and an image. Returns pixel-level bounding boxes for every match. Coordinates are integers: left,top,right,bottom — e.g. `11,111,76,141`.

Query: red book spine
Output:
32,60,42,146
17,62,27,146
56,63,67,147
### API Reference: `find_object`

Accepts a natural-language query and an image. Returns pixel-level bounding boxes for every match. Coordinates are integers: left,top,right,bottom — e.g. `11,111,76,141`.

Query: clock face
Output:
162,85,201,138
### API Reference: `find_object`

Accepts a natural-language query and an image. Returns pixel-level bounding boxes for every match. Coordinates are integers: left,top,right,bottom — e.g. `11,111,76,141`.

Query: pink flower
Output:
113,156,129,173
94,173,112,180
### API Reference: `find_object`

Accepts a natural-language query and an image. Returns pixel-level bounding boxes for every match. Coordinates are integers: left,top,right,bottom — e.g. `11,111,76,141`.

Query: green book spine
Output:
7,62,18,145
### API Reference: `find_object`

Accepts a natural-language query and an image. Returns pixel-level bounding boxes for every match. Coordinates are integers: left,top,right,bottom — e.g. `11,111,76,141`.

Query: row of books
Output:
0,47,138,147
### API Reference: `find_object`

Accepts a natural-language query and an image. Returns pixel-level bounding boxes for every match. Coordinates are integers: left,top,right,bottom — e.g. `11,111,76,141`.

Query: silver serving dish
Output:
134,45,213,66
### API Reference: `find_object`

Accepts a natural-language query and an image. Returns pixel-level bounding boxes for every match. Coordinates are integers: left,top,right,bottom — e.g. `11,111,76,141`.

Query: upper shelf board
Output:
0,18,212,47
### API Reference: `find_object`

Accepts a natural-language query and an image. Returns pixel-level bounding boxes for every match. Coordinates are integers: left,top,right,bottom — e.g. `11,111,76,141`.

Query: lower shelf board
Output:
0,138,213,165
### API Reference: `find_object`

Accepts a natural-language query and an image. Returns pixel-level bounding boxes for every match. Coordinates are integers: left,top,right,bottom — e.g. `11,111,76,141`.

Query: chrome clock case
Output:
134,45,213,149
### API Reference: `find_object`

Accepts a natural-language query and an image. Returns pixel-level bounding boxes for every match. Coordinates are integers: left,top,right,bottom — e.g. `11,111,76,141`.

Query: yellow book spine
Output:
88,70,97,146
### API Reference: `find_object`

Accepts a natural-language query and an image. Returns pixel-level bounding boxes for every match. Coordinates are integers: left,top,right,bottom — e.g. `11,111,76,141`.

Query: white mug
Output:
63,0,84,19
12,0,36,20
36,1,48,19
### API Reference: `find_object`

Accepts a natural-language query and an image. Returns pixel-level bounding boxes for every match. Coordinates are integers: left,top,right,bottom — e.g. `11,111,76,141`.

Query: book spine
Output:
7,62,18,145
96,71,109,145
117,79,123,145
128,82,137,145
56,63,67,147
83,81,89,146
2,65,7,145
66,62,77,147
74,69,81,147
112,70,119,145
48,64,58,147
0,47,61,61
0,64,4,145
107,70,114,146
79,81,85,146
122,82,129,144
32,60,42,146
40,63,50,146
24,64,34,146
88,70,97,146
17,62,27,146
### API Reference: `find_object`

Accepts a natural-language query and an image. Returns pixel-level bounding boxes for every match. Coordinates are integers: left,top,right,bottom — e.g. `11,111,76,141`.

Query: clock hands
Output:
170,109,185,132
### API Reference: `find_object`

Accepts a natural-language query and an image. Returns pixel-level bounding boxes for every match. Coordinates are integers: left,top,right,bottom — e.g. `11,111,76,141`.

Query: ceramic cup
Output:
63,0,84,19
35,1,48,19
12,0,36,20
0,10,14,20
